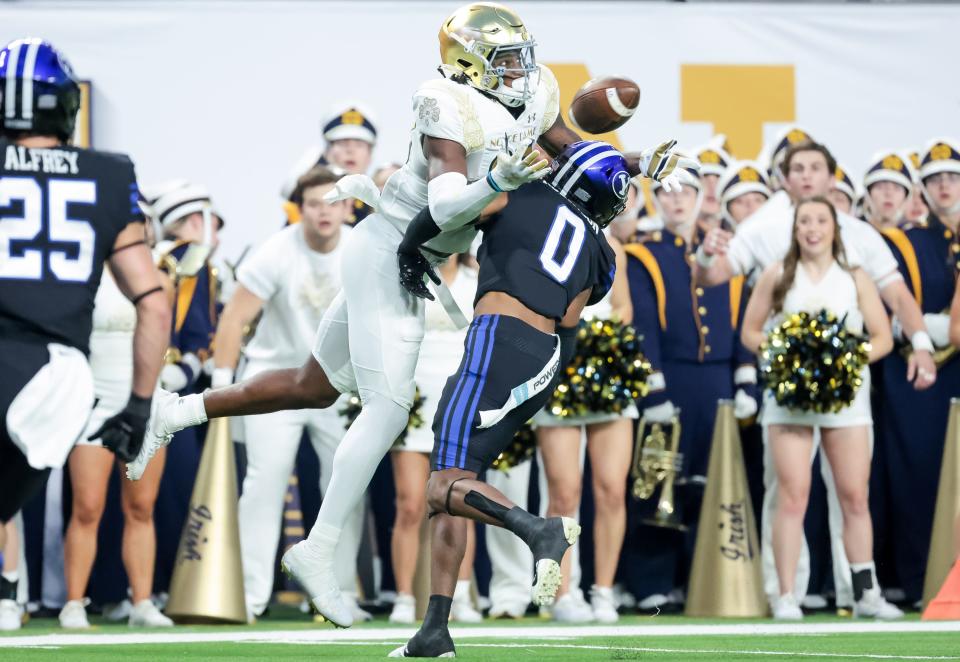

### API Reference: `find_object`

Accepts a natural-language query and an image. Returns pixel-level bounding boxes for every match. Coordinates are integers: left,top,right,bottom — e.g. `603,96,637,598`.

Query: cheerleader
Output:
741,196,901,620
387,255,482,625
61,260,174,629
532,235,634,623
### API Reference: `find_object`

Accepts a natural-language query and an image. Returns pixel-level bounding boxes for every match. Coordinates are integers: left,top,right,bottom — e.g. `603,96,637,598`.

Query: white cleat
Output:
854,589,904,620
280,540,353,628
0,599,23,631
128,599,174,627
342,592,373,623
126,389,180,480
59,599,91,629
388,645,456,658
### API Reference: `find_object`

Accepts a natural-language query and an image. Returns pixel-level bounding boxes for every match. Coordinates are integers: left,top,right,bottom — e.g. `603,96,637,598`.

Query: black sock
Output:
852,568,874,601
0,576,16,601
464,490,509,522
422,595,452,631
463,490,542,545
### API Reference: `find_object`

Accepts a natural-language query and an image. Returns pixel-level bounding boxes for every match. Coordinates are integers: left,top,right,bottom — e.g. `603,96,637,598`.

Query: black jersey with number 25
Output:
475,182,616,321
0,139,143,354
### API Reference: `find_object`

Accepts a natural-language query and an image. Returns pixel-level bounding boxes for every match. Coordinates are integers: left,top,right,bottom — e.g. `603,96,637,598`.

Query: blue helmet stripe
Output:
549,141,606,191
559,149,621,196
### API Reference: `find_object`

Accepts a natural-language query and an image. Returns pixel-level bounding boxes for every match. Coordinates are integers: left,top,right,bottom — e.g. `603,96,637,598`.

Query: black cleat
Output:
388,626,456,658
528,516,580,607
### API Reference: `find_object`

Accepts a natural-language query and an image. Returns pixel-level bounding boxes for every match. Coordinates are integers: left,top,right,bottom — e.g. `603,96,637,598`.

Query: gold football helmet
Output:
438,2,538,107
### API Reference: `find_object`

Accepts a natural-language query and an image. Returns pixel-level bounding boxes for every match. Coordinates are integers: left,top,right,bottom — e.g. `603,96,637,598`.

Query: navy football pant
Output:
431,314,557,474
0,341,55,523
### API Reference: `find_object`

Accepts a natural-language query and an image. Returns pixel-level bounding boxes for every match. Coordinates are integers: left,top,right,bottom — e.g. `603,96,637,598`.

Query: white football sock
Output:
309,393,408,536
168,393,208,431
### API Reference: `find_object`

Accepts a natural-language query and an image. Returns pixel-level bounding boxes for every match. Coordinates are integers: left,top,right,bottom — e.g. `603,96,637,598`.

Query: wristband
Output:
486,171,504,193
695,245,716,269
911,331,934,354
734,365,758,385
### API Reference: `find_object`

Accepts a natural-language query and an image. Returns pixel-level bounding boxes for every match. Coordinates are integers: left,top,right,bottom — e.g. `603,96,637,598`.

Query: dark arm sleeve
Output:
398,205,442,254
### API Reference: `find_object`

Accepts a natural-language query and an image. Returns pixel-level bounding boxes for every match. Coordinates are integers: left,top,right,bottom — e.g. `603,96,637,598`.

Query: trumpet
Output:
631,413,687,531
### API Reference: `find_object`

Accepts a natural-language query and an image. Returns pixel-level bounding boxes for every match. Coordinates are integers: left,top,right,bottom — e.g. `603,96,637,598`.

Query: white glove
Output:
160,364,189,392
734,388,759,420
211,367,234,389
488,137,551,192
643,401,677,424
639,139,701,193
923,313,951,348
321,173,382,212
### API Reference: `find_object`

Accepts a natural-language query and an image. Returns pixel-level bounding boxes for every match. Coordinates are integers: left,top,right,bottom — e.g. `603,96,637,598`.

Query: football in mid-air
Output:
568,76,640,134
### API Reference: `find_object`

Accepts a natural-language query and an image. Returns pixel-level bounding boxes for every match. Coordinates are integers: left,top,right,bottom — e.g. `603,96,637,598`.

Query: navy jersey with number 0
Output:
475,182,616,321
0,139,143,354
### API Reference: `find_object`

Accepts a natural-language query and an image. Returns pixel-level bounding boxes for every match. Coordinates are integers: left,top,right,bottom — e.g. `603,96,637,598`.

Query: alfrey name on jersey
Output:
4,144,80,175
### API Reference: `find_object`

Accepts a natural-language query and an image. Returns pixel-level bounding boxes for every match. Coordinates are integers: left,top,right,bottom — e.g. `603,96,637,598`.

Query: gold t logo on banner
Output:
681,65,795,158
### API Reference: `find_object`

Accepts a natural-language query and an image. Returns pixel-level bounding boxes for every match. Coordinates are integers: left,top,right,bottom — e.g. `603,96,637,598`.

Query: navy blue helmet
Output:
545,140,631,227
0,38,81,142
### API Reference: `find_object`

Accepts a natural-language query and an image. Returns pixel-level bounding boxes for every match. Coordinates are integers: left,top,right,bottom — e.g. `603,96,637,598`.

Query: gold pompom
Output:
545,317,651,419
760,310,870,414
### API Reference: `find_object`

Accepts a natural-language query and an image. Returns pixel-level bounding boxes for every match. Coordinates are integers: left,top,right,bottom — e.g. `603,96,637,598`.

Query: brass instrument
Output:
631,413,687,531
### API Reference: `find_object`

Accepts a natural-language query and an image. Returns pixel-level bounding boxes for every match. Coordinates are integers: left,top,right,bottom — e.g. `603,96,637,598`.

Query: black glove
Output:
88,393,152,462
398,248,441,300
397,205,443,300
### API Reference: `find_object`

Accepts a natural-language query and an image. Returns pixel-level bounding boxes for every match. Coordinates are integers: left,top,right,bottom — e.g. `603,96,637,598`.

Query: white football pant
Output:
238,404,362,616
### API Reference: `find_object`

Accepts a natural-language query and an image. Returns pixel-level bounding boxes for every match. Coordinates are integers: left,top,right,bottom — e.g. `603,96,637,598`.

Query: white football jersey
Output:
377,64,560,256
238,223,350,369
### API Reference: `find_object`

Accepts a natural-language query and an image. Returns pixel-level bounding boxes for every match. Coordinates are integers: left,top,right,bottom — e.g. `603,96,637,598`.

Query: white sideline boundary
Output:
1,621,960,649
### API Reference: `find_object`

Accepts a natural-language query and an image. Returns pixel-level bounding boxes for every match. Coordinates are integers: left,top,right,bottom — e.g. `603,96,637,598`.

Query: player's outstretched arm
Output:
211,285,265,385
425,135,548,232
537,113,581,158
109,223,170,398
96,223,171,461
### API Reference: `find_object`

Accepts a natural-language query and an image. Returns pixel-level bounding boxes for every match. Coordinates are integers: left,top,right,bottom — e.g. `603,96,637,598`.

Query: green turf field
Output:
3,611,960,661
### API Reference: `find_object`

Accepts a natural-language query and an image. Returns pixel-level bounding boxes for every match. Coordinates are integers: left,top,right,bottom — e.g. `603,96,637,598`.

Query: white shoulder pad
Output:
536,64,560,136
413,79,484,153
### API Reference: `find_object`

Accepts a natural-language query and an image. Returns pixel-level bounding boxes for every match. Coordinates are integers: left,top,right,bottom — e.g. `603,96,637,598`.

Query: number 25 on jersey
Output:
0,177,97,282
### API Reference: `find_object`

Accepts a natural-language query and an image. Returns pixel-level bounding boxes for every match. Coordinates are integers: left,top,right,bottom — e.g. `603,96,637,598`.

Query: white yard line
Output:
1,621,960,648
314,641,960,660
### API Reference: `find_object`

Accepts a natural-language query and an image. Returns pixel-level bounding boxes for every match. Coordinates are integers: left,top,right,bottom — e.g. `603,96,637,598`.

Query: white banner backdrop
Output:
2,1,958,260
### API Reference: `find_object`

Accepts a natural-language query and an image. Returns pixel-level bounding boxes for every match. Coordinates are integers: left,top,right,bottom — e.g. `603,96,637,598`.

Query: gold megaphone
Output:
631,412,687,531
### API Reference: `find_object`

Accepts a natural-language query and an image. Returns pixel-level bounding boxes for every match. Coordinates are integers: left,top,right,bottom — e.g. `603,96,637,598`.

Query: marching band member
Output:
878,138,960,605
624,157,756,609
